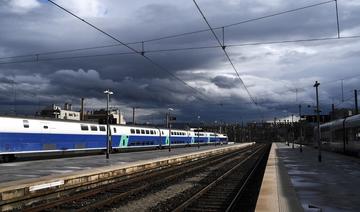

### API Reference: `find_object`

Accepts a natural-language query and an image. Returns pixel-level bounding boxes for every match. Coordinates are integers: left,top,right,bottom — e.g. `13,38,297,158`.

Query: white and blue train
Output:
0,116,228,161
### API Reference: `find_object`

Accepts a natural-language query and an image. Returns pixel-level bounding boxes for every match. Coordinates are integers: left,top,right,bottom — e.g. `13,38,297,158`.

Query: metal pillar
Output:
132,107,136,125
106,94,109,159
355,89,358,115
104,89,113,159
168,112,171,152
314,81,322,162
197,116,200,149
80,98,84,121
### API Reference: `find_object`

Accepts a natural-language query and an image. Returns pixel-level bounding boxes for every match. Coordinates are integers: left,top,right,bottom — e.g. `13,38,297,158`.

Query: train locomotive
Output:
0,116,228,161
318,113,360,156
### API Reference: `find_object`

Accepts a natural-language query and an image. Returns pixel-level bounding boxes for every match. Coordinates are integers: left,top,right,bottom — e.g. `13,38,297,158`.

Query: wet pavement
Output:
0,145,229,184
276,143,360,212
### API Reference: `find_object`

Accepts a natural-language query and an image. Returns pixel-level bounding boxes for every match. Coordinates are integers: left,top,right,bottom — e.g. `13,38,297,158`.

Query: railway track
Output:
173,143,270,212
6,144,268,212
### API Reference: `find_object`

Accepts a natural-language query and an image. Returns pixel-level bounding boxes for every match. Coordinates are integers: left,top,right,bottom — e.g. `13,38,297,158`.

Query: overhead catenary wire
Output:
47,0,210,103
2,35,360,66
0,0,336,63
192,0,264,120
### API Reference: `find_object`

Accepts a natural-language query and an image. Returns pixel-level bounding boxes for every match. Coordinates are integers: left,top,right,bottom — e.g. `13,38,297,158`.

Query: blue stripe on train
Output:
0,133,206,153
0,133,111,152
127,135,192,146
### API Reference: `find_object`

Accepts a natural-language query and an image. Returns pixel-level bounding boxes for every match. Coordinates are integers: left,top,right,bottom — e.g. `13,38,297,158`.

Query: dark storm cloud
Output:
211,76,239,89
0,0,360,122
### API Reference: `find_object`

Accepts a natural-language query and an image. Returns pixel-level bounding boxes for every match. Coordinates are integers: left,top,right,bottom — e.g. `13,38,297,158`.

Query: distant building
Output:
40,103,80,120
331,108,353,119
85,108,126,125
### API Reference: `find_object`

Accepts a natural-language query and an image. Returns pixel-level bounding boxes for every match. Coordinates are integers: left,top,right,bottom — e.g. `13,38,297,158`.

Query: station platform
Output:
0,143,253,209
0,145,235,184
256,142,360,212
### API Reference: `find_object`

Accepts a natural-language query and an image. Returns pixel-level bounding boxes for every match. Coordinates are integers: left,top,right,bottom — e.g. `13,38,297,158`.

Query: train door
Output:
39,121,56,151
157,128,162,148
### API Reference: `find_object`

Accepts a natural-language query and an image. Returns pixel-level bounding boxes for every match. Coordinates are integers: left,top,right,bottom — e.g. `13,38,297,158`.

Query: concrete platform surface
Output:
255,143,303,212
0,144,237,184
276,143,360,212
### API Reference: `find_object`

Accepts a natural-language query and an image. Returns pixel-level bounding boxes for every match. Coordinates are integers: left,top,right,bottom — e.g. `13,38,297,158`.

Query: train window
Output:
23,120,29,128
43,126,48,129
131,129,135,134
90,125,98,131
113,128,117,133
99,126,106,131
141,129,145,134
162,131,164,135
81,125,89,131
146,130,149,134
150,130,154,134
136,129,140,134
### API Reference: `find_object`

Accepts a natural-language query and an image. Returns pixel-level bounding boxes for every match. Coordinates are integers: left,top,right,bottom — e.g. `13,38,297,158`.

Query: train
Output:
318,113,360,156
0,116,228,161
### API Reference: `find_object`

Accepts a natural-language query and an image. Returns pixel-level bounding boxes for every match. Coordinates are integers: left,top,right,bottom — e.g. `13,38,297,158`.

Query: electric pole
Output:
314,81,321,162
132,107,136,125
168,108,174,152
197,115,200,149
104,89,113,159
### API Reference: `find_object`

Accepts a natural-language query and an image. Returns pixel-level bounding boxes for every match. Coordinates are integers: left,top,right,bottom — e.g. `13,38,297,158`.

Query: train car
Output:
217,133,228,144
193,131,209,144
318,114,360,156
0,116,226,161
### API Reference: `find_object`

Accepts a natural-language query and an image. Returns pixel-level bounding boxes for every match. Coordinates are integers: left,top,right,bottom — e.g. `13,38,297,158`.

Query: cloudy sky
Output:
0,0,359,124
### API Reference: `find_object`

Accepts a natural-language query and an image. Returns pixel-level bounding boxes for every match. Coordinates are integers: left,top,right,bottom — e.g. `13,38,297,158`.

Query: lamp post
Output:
314,81,322,162
104,89,113,159
214,120,218,146
168,108,174,152
197,115,200,149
